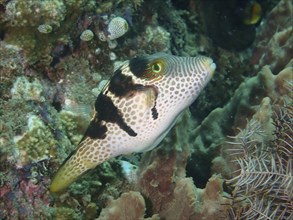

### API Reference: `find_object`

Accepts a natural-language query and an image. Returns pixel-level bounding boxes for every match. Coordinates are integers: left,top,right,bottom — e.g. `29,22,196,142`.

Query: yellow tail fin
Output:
50,138,111,193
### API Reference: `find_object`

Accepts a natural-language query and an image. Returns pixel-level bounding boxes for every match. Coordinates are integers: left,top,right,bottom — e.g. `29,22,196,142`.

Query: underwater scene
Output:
0,0,292,219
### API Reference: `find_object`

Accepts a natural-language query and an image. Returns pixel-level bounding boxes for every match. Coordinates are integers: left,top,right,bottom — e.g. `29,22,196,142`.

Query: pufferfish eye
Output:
142,60,165,80
152,63,162,73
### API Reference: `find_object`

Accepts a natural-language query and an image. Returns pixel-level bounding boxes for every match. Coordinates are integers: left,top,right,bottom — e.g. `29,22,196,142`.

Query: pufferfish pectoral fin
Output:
49,137,111,193
135,85,159,120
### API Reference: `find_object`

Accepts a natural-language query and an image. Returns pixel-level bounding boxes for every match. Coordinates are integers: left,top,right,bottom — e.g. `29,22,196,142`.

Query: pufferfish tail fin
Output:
50,137,111,193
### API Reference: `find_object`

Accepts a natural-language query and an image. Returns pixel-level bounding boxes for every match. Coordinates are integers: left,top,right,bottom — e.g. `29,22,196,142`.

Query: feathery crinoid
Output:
225,103,293,219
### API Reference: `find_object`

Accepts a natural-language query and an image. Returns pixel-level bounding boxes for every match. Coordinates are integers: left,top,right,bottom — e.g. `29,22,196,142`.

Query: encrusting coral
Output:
14,115,57,166
10,76,44,102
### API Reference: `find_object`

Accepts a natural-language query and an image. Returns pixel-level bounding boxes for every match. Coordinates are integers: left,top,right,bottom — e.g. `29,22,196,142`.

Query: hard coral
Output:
3,0,66,27
0,42,25,97
11,76,44,102
0,162,51,219
193,63,293,183
14,115,57,167
59,110,89,146
251,0,293,73
98,191,148,220
138,142,231,219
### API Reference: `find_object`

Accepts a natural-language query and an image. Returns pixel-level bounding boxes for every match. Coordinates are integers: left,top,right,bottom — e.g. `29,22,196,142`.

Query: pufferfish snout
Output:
50,53,216,193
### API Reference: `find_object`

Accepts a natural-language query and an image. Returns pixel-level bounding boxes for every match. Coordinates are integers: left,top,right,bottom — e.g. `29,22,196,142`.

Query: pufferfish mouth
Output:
202,57,216,77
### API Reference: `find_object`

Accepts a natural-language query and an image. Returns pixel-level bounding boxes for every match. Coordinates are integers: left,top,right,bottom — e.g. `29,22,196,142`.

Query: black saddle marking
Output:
108,68,145,97
84,94,137,139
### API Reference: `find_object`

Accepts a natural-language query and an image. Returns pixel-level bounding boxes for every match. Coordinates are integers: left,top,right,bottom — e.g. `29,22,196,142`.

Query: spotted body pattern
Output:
50,53,216,192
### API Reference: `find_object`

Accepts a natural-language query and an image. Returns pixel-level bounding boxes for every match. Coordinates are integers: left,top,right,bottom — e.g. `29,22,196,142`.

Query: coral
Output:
137,112,230,218
2,0,66,27
98,191,147,220
0,99,58,168
144,26,171,52
14,115,57,166
190,63,292,180
196,59,292,218
0,42,23,74
0,0,291,219
99,16,129,41
251,0,293,73
53,207,81,220
37,24,53,34
59,110,89,146
0,160,52,219
80,29,94,42
55,55,97,104
158,2,188,55
140,168,231,219
0,42,26,97
130,24,171,55
10,76,44,102
0,0,97,66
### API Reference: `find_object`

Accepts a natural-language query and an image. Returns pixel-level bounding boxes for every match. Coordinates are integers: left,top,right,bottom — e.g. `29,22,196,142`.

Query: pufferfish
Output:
50,53,216,193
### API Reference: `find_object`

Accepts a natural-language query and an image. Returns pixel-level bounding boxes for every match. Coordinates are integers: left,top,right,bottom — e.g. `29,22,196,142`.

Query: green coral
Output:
59,110,89,146
0,99,36,159
144,26,171,52
14,115,57,166
57,56,97,105
53,207,82,220
0,42,24,95
3,0,66,27
11,76,44,102
0,0,97,66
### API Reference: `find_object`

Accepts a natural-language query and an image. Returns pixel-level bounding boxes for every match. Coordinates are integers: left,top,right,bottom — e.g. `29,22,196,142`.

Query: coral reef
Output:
80,29,94,42
0,0,292,219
